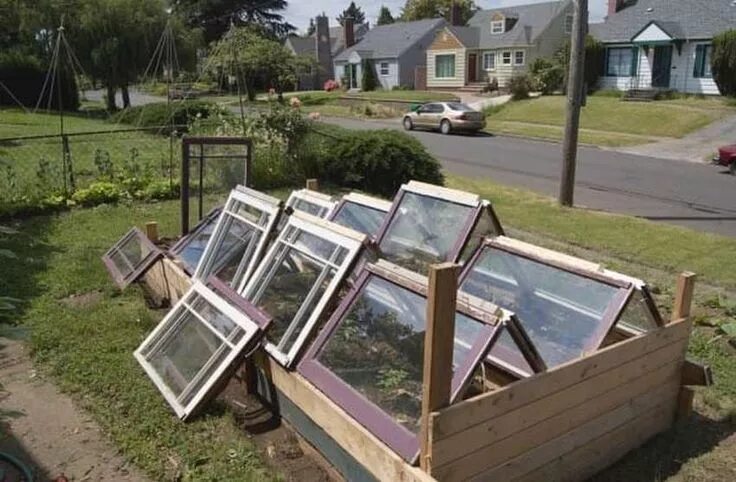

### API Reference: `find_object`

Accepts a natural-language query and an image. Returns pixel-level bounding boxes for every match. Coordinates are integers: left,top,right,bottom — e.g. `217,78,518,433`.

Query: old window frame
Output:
459,236,663,377
328,192,392,238
134,279,270,420
298,260,540,463
241,211,366,367
285,188,337,219
193,186,282,289
491,19,505,34
168,207,223,275
102,227,163,289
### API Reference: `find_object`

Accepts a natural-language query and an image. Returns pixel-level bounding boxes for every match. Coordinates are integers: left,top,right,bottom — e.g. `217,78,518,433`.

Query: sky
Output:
283,0,609,34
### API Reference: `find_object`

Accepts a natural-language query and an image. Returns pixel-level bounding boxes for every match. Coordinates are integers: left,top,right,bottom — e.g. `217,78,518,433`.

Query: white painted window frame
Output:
339,192,392,213
501,51,512,65
241,211,365,367
134,281,262,419
379,62,390,76
491,20,505,34
285,188,337,219
514,50,525,66
565,14,574,34
434,54,456,78
482,51,496,71
193,186,282,288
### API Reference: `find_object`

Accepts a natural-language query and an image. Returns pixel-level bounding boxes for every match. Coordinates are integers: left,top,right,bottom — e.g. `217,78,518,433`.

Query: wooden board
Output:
141,257,192,305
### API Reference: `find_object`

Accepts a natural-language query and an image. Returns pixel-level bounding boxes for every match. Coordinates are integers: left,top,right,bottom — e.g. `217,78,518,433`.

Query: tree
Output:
400,0,477,25
554,35,603,93
336,1,366,26
377,6,395,25
306,18,316,36
712,29,736,97
175,0,295,43
361,60,378,91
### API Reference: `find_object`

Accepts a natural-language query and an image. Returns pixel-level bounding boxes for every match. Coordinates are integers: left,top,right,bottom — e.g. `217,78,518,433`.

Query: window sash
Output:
565,15,573,34
605,47,635,77
482,52,496,70
380,62,390,75
694,44,712,78
491,20,504,34
514,51,525,66
501,51,512,65
435,54,456,78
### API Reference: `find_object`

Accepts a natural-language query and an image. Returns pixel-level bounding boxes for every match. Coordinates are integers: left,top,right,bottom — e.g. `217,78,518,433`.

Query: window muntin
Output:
514,50,525,66
482,51,496,70
606,47,635,77
694,44,712,78
135,281,264,419
491,20,504,34
193,187,281,289
241,212,365,366
102,227,162,289
380,62,390,76
169,208,222,274
435,54,456,78
329,193,391,237
501,51,512,65
565,14,573,34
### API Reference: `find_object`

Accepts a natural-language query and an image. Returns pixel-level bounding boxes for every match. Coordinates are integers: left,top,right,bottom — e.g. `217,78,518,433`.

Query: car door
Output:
414,104,433,127
429,103,446,129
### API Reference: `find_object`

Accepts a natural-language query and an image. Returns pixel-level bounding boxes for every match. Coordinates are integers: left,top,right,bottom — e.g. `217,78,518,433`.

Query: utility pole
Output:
559,0,588,207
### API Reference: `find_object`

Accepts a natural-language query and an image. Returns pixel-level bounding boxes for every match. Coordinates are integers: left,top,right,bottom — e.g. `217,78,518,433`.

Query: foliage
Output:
336,1,366,25
529,57,564,95
400,0,477,24
0,50,79,110
712,29,736,97
321,129,444,197
554,35,604,93
509,75,533,100
361,60,378,91
70,181,123,206
111,100,230,132
324,79,339,92
377,6,395,25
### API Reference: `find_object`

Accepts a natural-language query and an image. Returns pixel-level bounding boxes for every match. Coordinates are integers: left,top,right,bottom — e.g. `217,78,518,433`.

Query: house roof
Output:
334,18,447,62
590,0,736,43
286,23,369,57
447,26,480,47
467,0,571,49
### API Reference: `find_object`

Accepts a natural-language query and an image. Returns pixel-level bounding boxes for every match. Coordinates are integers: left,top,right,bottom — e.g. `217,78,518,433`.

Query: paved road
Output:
321,116,736,238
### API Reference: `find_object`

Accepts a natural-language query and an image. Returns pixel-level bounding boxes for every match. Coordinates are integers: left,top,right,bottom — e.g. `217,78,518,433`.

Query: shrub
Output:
361,60,378,92
0,50,79,110
321,129,444,197
555,35,604,93
509,75,533,100
324,79,339,92
530,58,564,95
712,29,736,97
483,76,499,93
71,182,123,206
111,101,230,134
141,179,179,200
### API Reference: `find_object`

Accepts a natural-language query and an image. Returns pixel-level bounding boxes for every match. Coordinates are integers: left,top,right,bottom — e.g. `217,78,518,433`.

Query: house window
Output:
694,44,712,78
605,47,637,77
501,51,512,65
380,62,390,76
491,20,505,34
482,51,496,70
435,54,456,78
514,51,525,66
565,15,574,34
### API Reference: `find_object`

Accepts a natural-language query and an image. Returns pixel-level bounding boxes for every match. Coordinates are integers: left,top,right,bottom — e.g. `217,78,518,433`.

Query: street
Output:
322,116,736,238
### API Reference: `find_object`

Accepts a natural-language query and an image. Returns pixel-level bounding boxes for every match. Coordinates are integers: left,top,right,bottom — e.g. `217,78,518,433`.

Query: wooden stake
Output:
672,272,696,322
145,222,159,243
420,262,459,473
305,178,319,191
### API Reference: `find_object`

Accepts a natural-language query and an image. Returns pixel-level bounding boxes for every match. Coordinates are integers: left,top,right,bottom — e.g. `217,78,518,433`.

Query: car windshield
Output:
447,103,474,111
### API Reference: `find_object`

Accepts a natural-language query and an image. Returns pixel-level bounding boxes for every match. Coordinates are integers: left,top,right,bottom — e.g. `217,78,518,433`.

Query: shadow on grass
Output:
594,412,736,481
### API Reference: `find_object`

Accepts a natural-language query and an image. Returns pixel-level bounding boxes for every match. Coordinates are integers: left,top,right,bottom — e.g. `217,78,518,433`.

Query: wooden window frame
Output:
102,227,163,289
285,188,337,219
168,206,223,275
328,192,392,238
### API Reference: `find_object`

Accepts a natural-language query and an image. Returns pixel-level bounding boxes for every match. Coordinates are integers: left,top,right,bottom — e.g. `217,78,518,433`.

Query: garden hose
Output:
0,452,34,482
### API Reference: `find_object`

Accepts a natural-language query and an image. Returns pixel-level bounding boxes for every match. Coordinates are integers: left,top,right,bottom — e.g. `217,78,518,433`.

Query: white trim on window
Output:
514,50,525,66
565,14,574,34
501,51,512,65
379,62,390,76
285,188,337,219
482,51,496,71
491,20,505,34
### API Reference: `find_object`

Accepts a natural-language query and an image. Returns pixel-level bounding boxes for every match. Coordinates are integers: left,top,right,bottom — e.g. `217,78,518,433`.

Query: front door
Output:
651,45,672,88
468,53,478,83
349,64,359,89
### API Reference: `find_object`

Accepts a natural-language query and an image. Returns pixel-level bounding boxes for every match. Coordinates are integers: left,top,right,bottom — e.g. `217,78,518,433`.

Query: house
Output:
333,18,447,90
591,0,736,95
285,16,369,91
426,0,574,91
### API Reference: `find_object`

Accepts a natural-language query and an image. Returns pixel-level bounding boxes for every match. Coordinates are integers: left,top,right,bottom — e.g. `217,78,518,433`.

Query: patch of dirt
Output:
58,291,104,309
0,337,147,481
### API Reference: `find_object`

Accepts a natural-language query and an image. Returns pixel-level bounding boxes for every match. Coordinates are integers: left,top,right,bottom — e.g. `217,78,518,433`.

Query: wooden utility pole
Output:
559,0,588,207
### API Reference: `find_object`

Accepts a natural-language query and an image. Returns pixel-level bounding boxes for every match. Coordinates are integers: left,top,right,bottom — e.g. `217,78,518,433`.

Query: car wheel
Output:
403,117,413,131
730,161,736,175
440,119,452,135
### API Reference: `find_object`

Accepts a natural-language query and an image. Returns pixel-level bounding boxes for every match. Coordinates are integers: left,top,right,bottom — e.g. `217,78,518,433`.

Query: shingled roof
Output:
286,24,370,57
334,18,446,61
590,0,736,43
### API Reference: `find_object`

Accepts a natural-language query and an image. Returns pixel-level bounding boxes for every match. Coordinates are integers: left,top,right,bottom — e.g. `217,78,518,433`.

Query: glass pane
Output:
231,199,268,225
279,267,336,353
317,276,485,434
206,214,265,286
380,192,474,274
179,216,219,271
460,247,620,368
617,290,658,333
110,249,135,278
189,293,244,344
331,202,386,236
292,197,328,217
292,229,343,264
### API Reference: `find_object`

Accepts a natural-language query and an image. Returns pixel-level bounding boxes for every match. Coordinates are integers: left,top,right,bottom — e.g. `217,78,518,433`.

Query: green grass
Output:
344,90,459,102
485,120,654,147
484,95,735,145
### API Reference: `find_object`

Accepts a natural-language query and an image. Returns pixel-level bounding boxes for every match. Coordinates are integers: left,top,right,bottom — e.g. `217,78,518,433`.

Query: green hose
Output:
0,452,34,482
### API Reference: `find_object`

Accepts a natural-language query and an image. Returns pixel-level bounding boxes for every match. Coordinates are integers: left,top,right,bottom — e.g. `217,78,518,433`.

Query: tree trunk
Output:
121,84,131,108
105,83,117,111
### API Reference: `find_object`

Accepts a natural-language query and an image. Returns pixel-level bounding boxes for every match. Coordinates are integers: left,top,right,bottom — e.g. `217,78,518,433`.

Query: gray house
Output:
333,18,447,90
591,0,736,95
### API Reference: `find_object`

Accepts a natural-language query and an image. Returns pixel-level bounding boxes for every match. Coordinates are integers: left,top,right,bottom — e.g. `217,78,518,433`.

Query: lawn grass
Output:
485,119,654,147
343,90,459,102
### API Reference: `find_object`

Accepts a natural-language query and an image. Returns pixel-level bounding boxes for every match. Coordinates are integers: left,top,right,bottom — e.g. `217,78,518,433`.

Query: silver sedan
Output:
403,102,486,135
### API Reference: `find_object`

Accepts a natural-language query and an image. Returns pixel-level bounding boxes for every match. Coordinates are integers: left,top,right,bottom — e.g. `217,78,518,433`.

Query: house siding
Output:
374,59,400,89
397,25,446,89
427,48,466,88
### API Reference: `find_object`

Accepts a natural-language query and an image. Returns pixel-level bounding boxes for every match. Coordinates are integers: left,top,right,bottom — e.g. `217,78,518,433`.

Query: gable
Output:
430,28,464,50
632,22,672,43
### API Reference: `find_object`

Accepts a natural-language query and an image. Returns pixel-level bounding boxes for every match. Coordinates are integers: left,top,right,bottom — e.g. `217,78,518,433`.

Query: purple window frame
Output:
298,265,502,463
206,275,272,330
168,207,223,275
102,227,163,289
458,238,641,376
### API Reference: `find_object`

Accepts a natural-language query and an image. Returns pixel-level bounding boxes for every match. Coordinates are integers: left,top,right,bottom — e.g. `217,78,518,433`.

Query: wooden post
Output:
672,272,696,322
420,262,460,473
305,178,319,191
145,222,159,243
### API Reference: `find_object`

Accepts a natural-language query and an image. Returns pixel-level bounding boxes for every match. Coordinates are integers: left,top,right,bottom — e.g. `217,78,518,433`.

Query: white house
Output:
591,0,736,95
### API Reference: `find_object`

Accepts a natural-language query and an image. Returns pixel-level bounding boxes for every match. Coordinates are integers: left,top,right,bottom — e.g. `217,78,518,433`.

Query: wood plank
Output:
431,341,686,470
677,386,695,421
431,318,692,439
672,272,696,321
145,221,159,242
682,359,713,386
421,263,459,472
305,179,319,191
472,380,680,481
268,358,435,482
141,258,192,305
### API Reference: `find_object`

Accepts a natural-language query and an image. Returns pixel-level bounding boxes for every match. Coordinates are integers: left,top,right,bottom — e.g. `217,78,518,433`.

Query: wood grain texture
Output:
672,272,696,321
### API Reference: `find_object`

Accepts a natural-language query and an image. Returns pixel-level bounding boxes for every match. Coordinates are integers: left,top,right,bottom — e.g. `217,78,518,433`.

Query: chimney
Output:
450,1,463,26
343,17,355,48
315,15,333,85
608,0,626,16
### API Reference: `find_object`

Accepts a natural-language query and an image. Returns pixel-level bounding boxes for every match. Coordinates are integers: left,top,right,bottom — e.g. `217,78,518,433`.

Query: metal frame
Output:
168,206,223,275
328,192,392,237
134,280,268,420
298,260,508,463
193,186,282,289
180,136,253,235
241,211,365,367
102,227,163,289
285,188,337,219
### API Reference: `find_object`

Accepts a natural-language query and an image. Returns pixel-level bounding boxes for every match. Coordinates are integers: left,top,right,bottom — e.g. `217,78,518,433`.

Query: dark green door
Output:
652,45,673,88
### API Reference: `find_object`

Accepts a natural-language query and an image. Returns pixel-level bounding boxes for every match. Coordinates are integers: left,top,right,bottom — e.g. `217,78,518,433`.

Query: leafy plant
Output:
712,29,736,97
71,182,123,207
530,58,564,95
361,60,378,92
509,75,533,100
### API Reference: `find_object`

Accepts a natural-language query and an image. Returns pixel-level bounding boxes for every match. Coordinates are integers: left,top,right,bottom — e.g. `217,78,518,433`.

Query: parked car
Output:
714,144,736,175
403,102,485,135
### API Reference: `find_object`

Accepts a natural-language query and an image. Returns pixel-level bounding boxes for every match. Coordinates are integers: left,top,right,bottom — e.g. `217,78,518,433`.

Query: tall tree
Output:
377,5,395,25
306,18,316,36
336,1,366,26
712,29,736,97
400,0,477,25
175,0,295,43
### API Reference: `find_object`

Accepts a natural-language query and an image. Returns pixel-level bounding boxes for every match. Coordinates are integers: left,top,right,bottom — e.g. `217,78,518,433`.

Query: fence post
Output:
62,134,75,193
672,271,696,322
305,179,319,191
